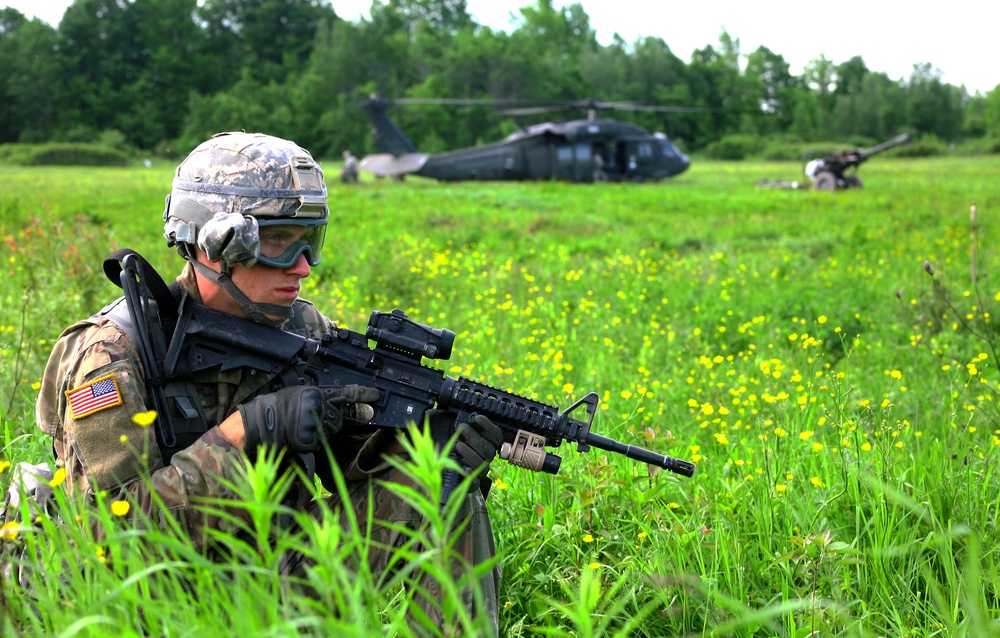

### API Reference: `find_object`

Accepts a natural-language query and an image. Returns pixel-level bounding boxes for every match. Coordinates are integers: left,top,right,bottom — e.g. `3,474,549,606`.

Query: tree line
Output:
1,0,998,160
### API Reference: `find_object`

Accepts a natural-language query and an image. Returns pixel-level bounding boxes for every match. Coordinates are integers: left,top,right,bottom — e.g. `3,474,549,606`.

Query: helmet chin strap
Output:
183,246,293,328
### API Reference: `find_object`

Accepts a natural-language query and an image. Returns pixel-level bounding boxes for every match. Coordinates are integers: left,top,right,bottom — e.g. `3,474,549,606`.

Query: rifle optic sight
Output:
366,308,455,361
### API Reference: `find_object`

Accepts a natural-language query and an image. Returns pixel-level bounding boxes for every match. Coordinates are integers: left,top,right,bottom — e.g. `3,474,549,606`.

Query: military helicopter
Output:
359,97,698,183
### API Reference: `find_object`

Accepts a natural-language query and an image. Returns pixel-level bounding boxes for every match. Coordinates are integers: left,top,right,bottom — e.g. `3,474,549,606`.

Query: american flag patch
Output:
66,373,123,419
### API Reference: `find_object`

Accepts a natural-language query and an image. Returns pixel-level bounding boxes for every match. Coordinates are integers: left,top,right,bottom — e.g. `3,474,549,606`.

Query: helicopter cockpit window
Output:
660,140,677,157
638,142,653,158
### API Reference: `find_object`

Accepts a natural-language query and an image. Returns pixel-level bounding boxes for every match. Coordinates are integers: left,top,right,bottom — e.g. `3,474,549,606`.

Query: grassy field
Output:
2,155,1000,636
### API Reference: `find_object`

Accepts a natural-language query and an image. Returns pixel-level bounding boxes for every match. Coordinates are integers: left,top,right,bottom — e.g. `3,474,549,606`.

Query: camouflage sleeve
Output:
294,297,337,340
126,427,248,548
37,316,249,547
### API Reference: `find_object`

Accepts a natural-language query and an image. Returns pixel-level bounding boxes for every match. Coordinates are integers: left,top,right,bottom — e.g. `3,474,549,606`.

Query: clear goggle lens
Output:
256,221,326,268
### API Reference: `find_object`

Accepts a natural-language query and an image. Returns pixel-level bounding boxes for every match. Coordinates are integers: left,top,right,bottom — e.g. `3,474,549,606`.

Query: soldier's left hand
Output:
454,413,504,475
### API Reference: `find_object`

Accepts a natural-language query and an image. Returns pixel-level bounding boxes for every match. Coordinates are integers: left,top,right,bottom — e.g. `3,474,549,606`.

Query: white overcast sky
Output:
6,0,998,94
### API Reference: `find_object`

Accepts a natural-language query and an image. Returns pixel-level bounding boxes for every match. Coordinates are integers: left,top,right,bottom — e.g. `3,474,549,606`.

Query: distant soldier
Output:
592,151,607,182
804,158,825,180
340,150,359,183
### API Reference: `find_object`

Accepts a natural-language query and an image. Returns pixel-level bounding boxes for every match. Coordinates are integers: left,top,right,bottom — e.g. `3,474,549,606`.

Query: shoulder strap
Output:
101,249,183,447
103,248,180,318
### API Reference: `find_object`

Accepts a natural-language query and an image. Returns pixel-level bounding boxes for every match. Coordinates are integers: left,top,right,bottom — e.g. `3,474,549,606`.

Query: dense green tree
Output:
0,0,992,155
0,10,60,143
982,85,1000,139
961,92,987,139
834,56,869,96
745,45,797,133
832,71,906,141
688,31,757,145
579,34,630,98
292,18,373,157
622,37,696,144
376,0,473,33
502,0,594,102
57,0,146,137
829,56,871,141
119,0,206,149
196,0,335,84
905,62,964,141
800,55,839,137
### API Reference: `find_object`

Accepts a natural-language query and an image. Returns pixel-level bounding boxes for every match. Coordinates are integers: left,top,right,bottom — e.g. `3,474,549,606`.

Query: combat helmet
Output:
163,131,328,325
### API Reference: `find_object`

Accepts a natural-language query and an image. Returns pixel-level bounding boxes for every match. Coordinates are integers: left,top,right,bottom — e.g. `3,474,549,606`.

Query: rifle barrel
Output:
586,432,696,477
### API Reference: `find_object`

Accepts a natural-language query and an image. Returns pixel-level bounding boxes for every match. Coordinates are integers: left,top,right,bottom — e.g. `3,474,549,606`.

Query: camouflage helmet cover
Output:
164,131,328,253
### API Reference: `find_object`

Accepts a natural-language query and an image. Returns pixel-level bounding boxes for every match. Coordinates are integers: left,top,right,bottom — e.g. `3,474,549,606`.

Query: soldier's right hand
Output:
238,384,380,455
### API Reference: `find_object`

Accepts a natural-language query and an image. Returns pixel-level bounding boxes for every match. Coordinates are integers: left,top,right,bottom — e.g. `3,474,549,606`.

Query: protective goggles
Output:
256,220,327,268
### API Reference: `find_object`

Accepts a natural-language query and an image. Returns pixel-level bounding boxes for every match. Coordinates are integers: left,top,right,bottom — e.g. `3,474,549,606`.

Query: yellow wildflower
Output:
132,411,157,427
49,467,67,488
2,521,19,541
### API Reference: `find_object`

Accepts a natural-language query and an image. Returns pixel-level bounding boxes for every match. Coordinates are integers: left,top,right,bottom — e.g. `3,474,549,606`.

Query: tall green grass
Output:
2,156,1000,636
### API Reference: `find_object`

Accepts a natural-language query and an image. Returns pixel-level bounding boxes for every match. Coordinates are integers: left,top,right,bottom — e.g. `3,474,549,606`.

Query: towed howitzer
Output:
804,133,911,191
163,301,695,501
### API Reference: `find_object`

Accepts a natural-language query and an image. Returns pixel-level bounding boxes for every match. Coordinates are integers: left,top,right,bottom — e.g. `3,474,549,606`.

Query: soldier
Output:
340,150,359,183
31,132,503,634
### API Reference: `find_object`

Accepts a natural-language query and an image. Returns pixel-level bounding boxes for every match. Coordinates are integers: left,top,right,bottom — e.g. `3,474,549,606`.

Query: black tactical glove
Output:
454,413,504,475
239,384,381,456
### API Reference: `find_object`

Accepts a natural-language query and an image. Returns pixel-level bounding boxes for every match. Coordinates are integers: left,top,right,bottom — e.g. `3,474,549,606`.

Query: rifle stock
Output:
169,302,696,488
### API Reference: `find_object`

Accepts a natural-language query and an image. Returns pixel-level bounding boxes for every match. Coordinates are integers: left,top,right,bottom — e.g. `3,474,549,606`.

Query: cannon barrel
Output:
860,133,911,160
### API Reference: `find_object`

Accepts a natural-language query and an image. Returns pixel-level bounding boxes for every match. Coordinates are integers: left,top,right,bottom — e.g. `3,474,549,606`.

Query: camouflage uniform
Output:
340,151,359,183
33,261,500,633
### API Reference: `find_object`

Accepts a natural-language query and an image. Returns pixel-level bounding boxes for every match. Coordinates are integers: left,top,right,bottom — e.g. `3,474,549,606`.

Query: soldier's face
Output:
195,230,312,320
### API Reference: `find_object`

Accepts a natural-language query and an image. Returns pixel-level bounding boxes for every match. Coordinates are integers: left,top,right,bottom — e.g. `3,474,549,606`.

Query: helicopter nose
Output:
677,152,690,174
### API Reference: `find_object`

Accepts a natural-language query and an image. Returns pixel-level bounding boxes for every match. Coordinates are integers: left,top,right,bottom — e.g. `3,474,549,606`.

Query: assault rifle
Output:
109,252,695,502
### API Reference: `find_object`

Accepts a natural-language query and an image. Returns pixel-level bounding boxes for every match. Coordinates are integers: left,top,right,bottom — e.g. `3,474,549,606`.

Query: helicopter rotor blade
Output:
381,96,719,116
498,106,570,116
499,100,717,117
392,97,525,107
